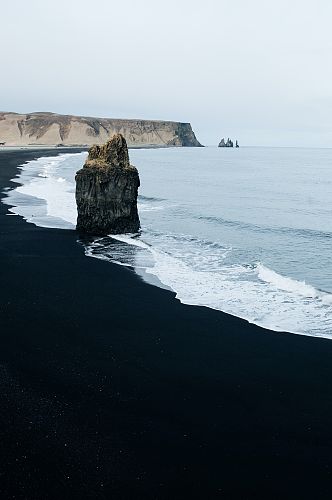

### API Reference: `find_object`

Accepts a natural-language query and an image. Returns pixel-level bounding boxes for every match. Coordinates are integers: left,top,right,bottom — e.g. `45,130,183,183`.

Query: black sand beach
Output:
1,150,332,499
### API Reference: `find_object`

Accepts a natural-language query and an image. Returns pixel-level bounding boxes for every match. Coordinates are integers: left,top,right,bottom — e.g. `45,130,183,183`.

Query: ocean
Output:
4,146,332,339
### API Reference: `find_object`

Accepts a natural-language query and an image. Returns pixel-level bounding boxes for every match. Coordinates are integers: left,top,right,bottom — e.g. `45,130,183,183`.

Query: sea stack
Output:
75,134,140,235
218,138,234,148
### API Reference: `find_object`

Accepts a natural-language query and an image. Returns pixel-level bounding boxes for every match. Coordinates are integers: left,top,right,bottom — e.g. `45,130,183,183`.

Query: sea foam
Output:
3,153,83,228
107,234,332,339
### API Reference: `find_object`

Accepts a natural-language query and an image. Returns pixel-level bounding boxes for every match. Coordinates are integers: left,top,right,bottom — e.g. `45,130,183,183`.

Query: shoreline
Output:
1,149,332,498
8,147,329,341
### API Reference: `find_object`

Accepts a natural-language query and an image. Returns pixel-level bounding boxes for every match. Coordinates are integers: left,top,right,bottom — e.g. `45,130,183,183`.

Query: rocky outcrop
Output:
218,138,234,148
218,138,240,148
75,134,140,235
0,112,203,147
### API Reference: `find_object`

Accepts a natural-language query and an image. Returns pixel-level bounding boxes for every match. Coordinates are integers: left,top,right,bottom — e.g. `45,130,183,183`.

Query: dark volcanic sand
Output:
1,150,332,499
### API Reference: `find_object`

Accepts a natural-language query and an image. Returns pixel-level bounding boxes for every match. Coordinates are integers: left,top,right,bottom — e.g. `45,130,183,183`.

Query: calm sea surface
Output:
4,146,332,338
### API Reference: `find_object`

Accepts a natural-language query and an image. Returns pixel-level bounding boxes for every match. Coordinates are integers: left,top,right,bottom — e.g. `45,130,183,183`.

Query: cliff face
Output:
0,112,202,147
75,134,140,235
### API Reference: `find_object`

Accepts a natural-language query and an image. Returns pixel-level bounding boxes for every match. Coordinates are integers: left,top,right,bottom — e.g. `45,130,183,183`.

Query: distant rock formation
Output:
218,138,239,148
0,111,203,147
75,134,140,235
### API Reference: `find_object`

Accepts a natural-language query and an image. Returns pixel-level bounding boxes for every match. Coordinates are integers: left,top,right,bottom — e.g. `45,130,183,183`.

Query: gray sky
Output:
2,0,332,146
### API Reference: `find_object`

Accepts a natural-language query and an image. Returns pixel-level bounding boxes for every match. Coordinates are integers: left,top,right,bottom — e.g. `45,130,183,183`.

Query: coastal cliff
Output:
0,112,202,147
75,134,140,235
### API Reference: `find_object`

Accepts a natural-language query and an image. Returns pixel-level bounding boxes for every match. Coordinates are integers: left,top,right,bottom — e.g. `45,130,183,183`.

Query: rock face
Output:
0,112,203,147
218,138,234,148
75,134,140,235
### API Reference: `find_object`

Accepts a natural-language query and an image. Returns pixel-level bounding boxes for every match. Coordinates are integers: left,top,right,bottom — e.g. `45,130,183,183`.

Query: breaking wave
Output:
86,233,332,339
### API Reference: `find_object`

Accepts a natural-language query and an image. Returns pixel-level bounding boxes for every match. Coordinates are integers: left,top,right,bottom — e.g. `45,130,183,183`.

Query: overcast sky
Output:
2,0,332,146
